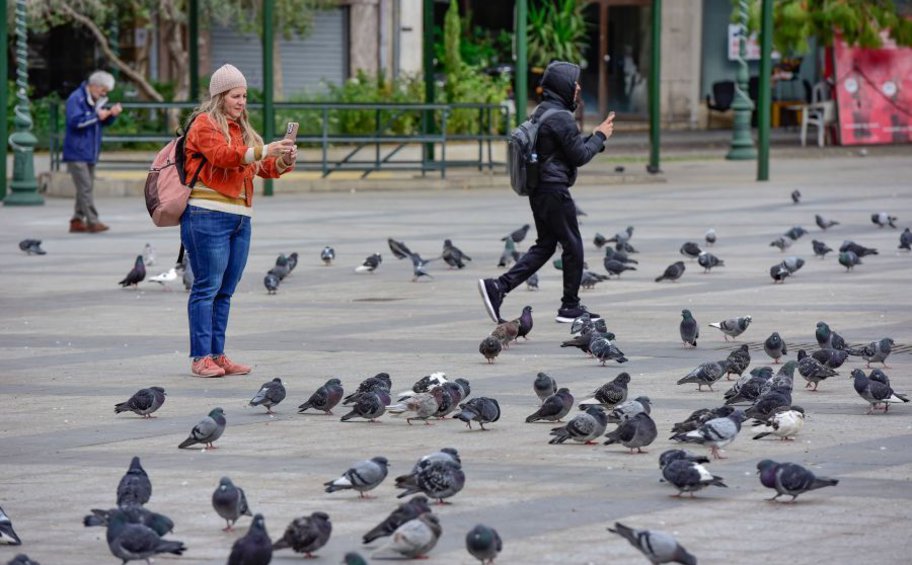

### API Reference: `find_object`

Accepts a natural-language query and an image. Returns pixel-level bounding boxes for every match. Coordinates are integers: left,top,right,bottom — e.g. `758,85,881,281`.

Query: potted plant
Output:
528,0,590,73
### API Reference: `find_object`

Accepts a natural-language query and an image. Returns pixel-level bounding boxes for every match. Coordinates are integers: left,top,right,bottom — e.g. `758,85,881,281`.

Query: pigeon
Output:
395,459,465,503
147,267,178,289
868,369,892,387
270,254,291,280
320,246,335,265
606,226,634,247
373,514,442,559
812,239,833,258
344,373,393,403
510,306,533,340
406,251,435,282
386,391,441,425
409,447,460,472
248,378,286,414
454,397,501,430
526,388,574,423
466,524,502,564
356,253,382,273
181,252,194,291
607,396,651,423
679,242,702,259
839,240,878,256
784,226,808,240
797,350,838,390
502,223,531,244
118,256,146,288
178,407,226,449
298,378,344,415
697,252,723,272
116,456,153,507
17,239,46,255
325,456,390,498
526,272,539,290
660,456,727,497
763,332,787,363
212,476,251,531
757,459,839,502
263,273,280,294
604,412,658,453
679,309,698,347
770,236,792,251
441,239,472,269
770,262,790,283
286,252,299,275
655,261,685,282
851,369,909,413
604,247,638,265
115,387,166,418
533,372,557,403
593,232,608,248
6,555,40,565
479,336,502,364
549,406,608,445
677,360,727,392
815,321,846,350
589,336,628,365
604,258,637,277
0,506,22,546
273,512,332,558
104,508,186,564
871,212,898,228
671,406,736,434
362,495,432,544
340,391,387,423
579,373,630,408
228,514,272,565
709,316,751,341
142,243,156,266
781,256,805,274
704,228,717,246
387,238,413,260
791,189,801,204
723,371,770,405
815,214,839,230
581,270,610,289
670,409,746,459
498,239,521,267
343,553,369,565
752,406,806,440
609,522,696,565
899,227,912,250
491,320,519,347
838,250,862,270
724,344,751,379
401,372,448,397
658,449,710,468
83,506,174,537
849,337,894,368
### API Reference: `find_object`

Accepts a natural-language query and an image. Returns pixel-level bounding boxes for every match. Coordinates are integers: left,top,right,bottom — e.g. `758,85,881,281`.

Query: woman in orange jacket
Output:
181,64,296,377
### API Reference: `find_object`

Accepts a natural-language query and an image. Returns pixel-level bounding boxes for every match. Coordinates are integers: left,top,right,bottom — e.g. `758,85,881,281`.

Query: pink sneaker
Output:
191,357,226,378
212,354,251,375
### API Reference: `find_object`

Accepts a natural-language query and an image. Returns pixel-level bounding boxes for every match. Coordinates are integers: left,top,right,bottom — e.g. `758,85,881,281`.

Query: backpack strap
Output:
180,113,208,189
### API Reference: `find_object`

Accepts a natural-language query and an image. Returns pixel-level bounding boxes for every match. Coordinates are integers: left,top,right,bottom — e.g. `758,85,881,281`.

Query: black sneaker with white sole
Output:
477,278,505,323
555,304,601,323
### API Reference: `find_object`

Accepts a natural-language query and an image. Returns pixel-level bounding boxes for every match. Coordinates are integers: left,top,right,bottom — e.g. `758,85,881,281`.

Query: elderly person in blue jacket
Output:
63,70,122,233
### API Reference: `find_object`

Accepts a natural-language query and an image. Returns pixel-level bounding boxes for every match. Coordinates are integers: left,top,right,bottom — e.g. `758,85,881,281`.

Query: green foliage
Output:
444,0,463,103
527,0,589,69
432,20,513,71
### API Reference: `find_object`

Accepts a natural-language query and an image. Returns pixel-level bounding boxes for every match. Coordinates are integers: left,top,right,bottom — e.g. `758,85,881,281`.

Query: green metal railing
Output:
49,101,511,179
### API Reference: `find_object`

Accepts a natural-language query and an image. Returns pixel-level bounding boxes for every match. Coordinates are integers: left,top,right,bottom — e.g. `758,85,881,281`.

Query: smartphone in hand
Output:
284,122,299,142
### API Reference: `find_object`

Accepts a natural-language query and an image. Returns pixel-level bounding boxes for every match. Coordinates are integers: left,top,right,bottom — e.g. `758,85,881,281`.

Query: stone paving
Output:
1,154,911,564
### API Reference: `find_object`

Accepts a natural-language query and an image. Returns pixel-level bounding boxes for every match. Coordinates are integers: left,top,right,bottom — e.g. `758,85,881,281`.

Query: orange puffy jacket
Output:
184,114,291,206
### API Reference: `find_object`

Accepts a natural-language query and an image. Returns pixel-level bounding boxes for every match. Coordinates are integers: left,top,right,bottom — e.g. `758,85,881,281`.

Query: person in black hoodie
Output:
479,61,614,323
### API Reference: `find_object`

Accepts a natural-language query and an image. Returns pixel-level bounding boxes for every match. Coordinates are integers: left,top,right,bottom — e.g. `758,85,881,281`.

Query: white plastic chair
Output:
801,82,835,147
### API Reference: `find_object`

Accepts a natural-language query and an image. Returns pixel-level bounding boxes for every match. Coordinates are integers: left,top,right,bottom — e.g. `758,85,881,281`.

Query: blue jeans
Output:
180,206,251,358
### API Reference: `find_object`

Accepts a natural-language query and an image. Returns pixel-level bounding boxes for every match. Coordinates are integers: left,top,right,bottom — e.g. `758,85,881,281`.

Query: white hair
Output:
88,71,115,90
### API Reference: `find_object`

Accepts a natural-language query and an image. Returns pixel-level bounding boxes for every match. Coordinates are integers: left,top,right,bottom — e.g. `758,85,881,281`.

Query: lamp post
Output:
725,0,757,161
5,0,43,206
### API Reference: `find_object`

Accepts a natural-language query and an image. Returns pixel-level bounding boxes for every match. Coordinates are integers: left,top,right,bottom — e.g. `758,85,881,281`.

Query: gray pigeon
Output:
604,247,638,265
679,309,698,347
677,360,727,392
704,228,717,246
454,397,501,431
770,262,790,283
320,246,335,265
395,458,465,503
781,256,805,274
502,224,531,244
355,253,382,273
661,457,727,497
248,378,287,414
606,226,634,246
177,407,226,449
839,250,862,270
6,555,39,565
797,349,837,391
362,496,432,544
812,239,833,258
791,189,801,203
581,269,610,289
770,236,792,252
849,337,894,368
815,214,839,230
272,512,332,558
116,456,152,507
18,239,46,256
670,409,746,459
372,514,442,559
899,227,912,250
479,335,502,364
608,522,696,565
298,378,344,415
286,252,299,275
784,226,808,240
814,321,847,350
324,456,390,498
105,508,186,564
724,344,751,379
839,240,878,257
0,506,22,546
709,316,751,341
533,372,557,403
697,251,724,272
339,391,387,422
115,387,166,418
671,406,736,434
343,552,369,565
757,459,838,502
655,261,685,282
871,212,898,228
589,335,628,365
549,406,608,444
181,251,194,291
526,271,540,290
441,239,472,269
680,241,703,259
579,373,630,408
607,396,652,423
498,239,521,268
604,412,658,453
763,332,788,363
212,476,251,531
118,256,146,288
270,254,291,281
344,373,392,403
466,523,502,564
228,514,272,565
604,258,637,277
851,369,909,413
526,388,574,423
83,506,173,537
811,347,849,369
263,273,280,294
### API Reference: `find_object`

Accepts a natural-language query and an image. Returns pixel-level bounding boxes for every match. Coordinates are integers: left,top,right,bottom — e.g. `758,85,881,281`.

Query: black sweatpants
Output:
497,188,583,308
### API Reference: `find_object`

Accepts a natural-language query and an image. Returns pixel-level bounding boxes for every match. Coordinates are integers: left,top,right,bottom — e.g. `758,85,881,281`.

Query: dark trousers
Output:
497,189,583,307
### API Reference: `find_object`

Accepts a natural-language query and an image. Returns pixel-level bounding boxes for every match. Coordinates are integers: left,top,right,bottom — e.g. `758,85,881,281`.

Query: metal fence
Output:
49,101,511,179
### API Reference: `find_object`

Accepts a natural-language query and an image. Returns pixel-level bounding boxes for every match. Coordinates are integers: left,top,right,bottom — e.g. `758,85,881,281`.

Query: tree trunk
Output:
160,0,190,131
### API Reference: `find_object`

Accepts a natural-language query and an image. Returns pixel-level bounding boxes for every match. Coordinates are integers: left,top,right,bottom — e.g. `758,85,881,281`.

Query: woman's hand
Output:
266,139,295,159
281,146,297,167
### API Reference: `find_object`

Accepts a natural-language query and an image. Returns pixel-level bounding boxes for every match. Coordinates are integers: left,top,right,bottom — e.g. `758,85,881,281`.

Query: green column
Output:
648,0,662,174
0,0,8,201
5,0,42,206
423,0,435,161
726,0,757,160
262,0,275,196
756,0,773,180
189,0,200,102
514,0,528,125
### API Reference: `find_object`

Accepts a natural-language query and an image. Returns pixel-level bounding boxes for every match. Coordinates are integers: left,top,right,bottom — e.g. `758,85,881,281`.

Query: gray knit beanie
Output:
209,64,247,97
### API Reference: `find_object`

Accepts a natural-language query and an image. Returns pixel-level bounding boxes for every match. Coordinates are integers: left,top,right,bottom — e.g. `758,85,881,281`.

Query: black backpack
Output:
507,107,571,196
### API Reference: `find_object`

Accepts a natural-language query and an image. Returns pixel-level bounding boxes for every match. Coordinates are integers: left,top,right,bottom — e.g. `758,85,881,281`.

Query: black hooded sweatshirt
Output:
532,62,607,190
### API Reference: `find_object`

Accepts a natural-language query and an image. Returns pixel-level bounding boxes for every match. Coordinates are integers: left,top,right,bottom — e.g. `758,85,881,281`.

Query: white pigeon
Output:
142,243,156,266
396,372,447,401
752,407,805,441
148,267,178,289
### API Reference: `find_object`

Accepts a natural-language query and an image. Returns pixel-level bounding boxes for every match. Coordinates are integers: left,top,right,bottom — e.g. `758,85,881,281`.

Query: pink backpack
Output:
144,115,206,227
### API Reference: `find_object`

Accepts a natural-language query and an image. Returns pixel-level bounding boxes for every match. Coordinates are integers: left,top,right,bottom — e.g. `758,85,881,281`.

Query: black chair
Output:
705,81,735,128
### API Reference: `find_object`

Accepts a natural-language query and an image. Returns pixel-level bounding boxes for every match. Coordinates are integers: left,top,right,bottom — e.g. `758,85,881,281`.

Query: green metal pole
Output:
423,0,435,161
726,0,757,160
757,0,773,180
515,0,528,125
648,0,661,173
189,0,199,102
5,0,42,206
262,0,275,196
0,0,8,201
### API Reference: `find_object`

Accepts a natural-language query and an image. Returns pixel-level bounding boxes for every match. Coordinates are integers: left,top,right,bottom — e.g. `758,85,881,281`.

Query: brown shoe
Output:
69,219,87,233
212,354,252,375
87,222,110,233
191,357,226,378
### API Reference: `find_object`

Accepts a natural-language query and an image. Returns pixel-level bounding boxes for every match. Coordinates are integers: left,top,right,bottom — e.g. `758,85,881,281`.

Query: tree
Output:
443,0,462,103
